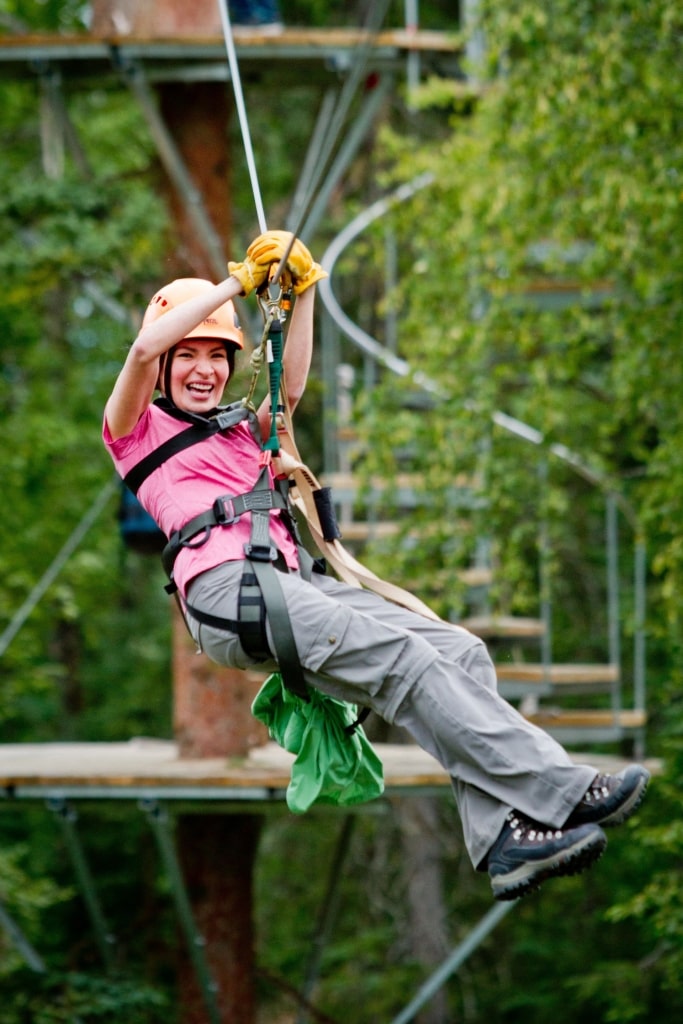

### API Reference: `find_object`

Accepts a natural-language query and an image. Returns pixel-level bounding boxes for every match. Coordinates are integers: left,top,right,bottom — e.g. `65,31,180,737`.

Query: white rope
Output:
216,0,268,233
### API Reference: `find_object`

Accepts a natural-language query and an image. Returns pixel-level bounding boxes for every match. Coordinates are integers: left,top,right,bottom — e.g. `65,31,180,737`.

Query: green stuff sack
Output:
251,674,384,814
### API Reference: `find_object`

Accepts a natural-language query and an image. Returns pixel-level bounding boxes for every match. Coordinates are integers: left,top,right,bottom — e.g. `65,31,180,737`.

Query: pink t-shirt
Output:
103,403,300,596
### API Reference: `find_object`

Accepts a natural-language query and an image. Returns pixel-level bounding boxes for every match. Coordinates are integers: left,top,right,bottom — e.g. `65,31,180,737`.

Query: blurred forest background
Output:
1,1,683,1022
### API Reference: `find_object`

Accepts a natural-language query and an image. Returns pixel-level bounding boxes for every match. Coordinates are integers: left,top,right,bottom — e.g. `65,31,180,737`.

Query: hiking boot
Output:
488,812,607,901
565,765,650,828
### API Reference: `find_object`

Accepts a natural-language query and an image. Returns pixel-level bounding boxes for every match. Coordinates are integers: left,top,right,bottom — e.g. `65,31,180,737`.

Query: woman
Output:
104,231,649,901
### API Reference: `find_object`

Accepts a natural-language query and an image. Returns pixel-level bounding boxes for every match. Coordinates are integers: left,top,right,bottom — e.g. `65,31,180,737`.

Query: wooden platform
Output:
0,740,659,805
0,28,462,84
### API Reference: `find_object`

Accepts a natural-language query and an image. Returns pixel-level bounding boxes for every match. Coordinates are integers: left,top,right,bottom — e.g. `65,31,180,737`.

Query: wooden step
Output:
460,615,546,639
322,471,421,506
458,567,494,588
322,471,480,510
337,520,400,541
497,663,619,686
526,708,646,729
524,708,646,744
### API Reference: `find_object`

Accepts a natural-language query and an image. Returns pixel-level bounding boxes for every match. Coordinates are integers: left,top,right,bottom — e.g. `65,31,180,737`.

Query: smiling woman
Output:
167,340,231,412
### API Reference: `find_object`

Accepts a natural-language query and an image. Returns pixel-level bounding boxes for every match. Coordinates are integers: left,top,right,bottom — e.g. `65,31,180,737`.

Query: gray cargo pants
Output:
186,561,596,869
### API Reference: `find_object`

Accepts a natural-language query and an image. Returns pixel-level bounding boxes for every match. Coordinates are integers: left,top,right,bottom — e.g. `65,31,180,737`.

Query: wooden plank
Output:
337,521,400,540
496,663,619,686
0,739,658,799
524,709,646,730
460,615,546,639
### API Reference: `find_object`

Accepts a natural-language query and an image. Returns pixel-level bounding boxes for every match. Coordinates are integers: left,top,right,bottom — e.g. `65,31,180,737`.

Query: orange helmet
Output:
143,278,243,399
142,277,243,347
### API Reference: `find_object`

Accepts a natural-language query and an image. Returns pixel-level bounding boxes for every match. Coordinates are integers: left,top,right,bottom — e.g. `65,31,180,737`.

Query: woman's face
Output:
168,339,230,413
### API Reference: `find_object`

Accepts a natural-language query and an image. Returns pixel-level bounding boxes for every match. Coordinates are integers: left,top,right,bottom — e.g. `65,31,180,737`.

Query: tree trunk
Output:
176,814,262,1024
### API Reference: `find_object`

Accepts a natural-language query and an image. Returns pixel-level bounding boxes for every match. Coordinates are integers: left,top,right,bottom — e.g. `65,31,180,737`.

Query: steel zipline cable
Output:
215,0,393,251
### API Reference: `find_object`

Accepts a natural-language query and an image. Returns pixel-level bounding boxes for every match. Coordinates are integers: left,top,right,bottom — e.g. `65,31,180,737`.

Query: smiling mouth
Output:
187,383,214,396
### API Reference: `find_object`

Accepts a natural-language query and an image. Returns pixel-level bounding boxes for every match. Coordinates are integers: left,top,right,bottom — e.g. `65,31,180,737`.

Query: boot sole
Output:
491,828,607,902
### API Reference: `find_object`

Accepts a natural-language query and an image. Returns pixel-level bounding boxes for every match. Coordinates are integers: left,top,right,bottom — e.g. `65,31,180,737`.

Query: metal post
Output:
384,223,398,353
389,900,515,1024
46,797,117,971
404,0,421,99
322,309,342,476
537,458,553,671
606,494,622,717
140,799,221,1024
633,537,647,757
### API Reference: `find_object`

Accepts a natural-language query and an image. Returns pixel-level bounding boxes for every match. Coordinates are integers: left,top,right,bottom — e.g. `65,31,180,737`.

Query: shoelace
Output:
507,812,563,843
581,774,612,805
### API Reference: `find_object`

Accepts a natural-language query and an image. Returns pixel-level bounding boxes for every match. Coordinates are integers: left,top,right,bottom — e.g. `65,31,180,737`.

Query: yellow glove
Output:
245,230,328,294
291,261,327,294
227,256,269,296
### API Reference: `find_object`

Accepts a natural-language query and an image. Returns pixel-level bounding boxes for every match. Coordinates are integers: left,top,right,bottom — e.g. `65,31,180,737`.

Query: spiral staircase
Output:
318,193,648,762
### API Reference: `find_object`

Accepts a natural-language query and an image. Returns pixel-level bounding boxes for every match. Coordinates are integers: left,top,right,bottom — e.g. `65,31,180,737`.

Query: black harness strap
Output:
123,399,255,496
237,465,309,700
121,399,312,702
123,424,218,496
160,486,289,580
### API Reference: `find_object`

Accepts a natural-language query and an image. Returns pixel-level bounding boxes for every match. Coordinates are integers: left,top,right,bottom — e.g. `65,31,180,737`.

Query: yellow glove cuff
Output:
293,262,328,294
228,259,267,297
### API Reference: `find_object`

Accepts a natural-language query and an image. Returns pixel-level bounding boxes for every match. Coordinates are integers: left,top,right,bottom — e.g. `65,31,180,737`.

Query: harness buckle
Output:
213,495,237,525
244,542,278,563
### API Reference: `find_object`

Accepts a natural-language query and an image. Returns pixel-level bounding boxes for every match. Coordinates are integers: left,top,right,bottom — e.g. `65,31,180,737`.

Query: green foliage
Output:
335,0,683,682
0,845,73,977
0,970,169,1024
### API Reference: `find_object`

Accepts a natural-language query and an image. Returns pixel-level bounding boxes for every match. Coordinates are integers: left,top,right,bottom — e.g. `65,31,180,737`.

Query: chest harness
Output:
123,289,349,706
123,392,326,703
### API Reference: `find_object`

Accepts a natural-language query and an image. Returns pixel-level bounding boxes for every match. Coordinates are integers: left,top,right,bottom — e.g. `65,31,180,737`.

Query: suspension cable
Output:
286,0,393,242
216,0,268,233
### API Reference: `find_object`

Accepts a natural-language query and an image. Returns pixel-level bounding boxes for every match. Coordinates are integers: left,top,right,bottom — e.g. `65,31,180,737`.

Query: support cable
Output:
47,798,117,972
0,899,47,973
290,0,393,242
388,901,515,1024
300,74,393,242
0,476,119,659
285,89,337,235
216,0,267,233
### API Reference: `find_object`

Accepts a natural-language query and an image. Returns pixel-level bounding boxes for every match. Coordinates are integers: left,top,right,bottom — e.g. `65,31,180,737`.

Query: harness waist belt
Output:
162,487,289,578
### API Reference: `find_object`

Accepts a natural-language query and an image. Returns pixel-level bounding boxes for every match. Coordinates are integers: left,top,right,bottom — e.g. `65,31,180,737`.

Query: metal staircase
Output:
317,194,648,761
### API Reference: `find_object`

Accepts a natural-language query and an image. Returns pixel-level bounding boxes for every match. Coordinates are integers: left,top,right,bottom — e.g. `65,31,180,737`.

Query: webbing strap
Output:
185,600,262,643
123,400,256,496
272,422,441,623
124,423,218,496
248,557,308,700
242,466,309,701
161,487,289,579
